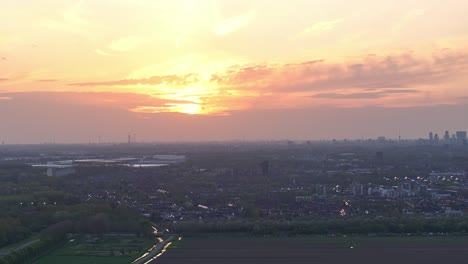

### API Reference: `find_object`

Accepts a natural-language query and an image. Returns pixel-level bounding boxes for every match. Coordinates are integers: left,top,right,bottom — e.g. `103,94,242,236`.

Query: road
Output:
132,235,176,264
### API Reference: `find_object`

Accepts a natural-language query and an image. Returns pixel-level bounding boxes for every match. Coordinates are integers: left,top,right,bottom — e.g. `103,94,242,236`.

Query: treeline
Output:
41,210,151,239
73,210,151,235
0,191,151,263
0,218,30,248
0,203,151,248
167,217,468,235
0,207,152,264
0,221,69,264
0,239,56,264
0,221,73,264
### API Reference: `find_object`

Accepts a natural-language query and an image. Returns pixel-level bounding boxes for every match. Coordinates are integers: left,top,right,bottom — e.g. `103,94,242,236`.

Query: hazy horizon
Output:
2,0,468,143
2,101,468,144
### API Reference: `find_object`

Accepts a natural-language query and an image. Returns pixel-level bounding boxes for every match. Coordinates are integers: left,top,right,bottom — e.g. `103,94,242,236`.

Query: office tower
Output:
377,136,386,142
444,131,450,142
456,131,467,141
260,160,270,176
375,151,384,161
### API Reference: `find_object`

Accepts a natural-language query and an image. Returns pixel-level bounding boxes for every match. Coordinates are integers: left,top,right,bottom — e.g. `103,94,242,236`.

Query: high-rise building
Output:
429,132,434,141
260,160,270,176
351,182,365,196
456,131,467,142
316,185,327,196
444,131,450,142
434,133,440,142
375,151,384,161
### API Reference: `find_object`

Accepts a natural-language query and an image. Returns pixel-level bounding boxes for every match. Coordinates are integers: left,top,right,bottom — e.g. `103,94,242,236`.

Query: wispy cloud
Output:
131,103,203,115
213,11,254,36
392,9,425,33
69,73,199,87
64,49,468,113
213,50,468,94
36,79,58,83
109,36,146,52
94,36,146,57
301,19,343,35
41,1,89,35
312,89,420,99
95,49,116,56
0,91,191,109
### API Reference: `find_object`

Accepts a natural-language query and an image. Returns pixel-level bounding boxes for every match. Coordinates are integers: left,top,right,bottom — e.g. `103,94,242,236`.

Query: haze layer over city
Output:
0,1,467,264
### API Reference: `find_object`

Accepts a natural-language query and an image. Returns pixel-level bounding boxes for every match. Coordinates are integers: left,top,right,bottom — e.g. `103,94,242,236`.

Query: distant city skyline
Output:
1,103,467,144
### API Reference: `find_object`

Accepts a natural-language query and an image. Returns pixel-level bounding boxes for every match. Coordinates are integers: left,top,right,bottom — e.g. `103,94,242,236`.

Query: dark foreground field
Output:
155,236,468,264
34,236,155,264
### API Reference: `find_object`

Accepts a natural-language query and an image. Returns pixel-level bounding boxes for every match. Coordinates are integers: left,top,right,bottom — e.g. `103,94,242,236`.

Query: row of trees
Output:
0,239,56,264
0,218,30,248
0,221,73,264
167,217,468,235
0,209,152,264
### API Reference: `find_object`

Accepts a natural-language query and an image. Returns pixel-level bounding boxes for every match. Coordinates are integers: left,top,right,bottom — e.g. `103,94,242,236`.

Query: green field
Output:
34,235,157,264
155,235,468,264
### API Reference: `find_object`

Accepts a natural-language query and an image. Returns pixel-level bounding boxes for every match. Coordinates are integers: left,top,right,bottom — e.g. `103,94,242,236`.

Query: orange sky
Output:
1,0,468,142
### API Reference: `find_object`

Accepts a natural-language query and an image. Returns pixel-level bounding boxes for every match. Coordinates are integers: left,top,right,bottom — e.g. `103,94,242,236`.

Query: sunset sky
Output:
1,0,468,143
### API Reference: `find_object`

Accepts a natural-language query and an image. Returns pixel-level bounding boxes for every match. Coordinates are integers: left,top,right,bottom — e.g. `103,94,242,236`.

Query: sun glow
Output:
131,103,202,115
127,71,232,115
173,103,201,115
115,58,254,115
